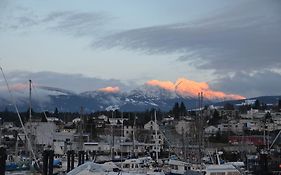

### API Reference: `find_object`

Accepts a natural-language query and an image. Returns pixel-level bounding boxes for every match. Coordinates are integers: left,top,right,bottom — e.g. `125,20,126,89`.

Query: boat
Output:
120,157,165,175
5,159,30,171
204,164,241,175
67,161,124,175
167,159,201,175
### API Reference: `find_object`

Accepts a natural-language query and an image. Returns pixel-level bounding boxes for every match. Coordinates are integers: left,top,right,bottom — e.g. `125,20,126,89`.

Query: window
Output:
210,173,225,175
227,172,240,175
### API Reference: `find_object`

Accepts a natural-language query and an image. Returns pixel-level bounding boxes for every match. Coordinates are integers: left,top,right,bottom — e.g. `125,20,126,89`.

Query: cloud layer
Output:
95,1,281,75
211,71,281,98
0,71,129,93
146,78,244,100
1,9,110,37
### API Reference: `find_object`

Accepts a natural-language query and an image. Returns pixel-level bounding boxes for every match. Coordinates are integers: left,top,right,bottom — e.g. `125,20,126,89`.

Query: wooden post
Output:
0,147,7,175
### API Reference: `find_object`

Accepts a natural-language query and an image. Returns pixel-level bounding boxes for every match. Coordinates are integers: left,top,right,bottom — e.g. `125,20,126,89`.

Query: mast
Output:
154,109,159,163
0,68,39,168
111,110,115,160
132,114,136,157
121,112,123,169
29,80,32,121
197,92,204,164
78,107,84,151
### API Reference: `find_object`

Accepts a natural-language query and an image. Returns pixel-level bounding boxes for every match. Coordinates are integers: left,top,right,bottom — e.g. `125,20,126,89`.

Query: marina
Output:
0,1,280,174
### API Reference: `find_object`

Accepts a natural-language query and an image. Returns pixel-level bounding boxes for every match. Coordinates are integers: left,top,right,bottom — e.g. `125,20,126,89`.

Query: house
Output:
144,120,159,131
162,116,174,125
143,120,164,154
217,122,244,134
25,121,58,147
175,120,192,135
123,119,143,140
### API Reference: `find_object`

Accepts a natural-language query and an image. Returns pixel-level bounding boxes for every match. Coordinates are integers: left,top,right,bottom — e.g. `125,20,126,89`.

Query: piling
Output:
67,150,71,172
81,151,85,164
42,150,54,175
71,150,75,170
0,147,7,175
48,150,54,175
86,151,89,161
42,150,49,175
78,151,81,166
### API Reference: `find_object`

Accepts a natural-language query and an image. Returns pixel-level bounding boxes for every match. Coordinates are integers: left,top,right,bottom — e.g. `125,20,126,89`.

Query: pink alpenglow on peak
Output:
145,78,245,100
98,86,120,93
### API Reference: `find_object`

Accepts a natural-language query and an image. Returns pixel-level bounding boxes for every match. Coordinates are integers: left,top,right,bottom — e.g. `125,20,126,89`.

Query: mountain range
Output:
0,84,280,113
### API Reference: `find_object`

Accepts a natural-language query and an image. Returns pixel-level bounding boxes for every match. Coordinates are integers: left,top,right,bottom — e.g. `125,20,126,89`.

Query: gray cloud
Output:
210,71,281,98
94,1,281,75
0,71,131,93
43,11,111,36
1,9,110,37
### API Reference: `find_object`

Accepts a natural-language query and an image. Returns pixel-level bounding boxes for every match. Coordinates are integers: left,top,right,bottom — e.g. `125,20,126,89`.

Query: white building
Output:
144,120,159,131
144,120,164,153
175,120,191,135
25,121,58,146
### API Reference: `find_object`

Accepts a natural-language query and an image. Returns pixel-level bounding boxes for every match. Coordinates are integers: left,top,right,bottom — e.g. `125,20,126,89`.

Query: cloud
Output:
146,80,174,91
1,9,110,37
0,83,28,92
94,1,281,75
43,11,111,36
0,71,130,93
211,71,281,98
146,78,244,100
98,86,120,93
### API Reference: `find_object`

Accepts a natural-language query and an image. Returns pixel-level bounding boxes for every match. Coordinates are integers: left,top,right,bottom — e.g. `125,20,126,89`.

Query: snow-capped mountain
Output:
1,84,271,113
0,84,199,112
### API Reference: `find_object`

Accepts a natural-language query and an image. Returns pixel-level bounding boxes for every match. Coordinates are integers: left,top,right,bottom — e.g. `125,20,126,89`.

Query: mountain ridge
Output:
0,85,279,112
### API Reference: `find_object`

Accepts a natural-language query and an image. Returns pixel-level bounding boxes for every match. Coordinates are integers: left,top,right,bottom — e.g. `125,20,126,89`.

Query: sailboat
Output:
166,151,243,175
0,68,39,172
67,110,166,175
118,110,165,175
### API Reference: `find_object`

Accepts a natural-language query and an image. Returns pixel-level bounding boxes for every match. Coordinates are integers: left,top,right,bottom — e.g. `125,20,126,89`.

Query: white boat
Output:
67,160,165,175
167,159,202,175
167,158,243,175
204,164,241,175
120,157,165,175
67,162,121,175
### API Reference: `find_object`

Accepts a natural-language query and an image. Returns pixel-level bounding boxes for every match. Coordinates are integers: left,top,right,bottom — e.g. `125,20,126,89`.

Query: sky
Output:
0,0,280,98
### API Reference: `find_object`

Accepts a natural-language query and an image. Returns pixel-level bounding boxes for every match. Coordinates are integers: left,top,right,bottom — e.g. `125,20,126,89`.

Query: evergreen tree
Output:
209,109,221,125
179,102,187,116
172,102,180,119
54,107,59,117
253,99,261,110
